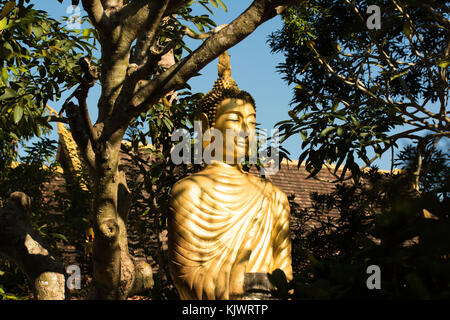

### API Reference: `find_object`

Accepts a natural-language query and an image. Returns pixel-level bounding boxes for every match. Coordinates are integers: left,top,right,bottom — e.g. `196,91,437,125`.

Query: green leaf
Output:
331,100,339,112
320,126,335,137
334,154,345,175
299,130,307,141
216,0,227,11
334,113,346,121
162,117,174,131
1,67,7,84
436,58,450,69
1,41,13,59
350,161,360,184
82,28,91,37
210,0,218,9
49,233,68,242
0,87,17,100
390,69,410,81
0,17,9,31
402,22,411,38
369,84,380,92
298,150,309,167
360,131,371,138
373,144,382,157
199,2,215,15
295,84,306,92
349,115,359,127
13,105,23,124
194,22,205,33
33,25,43,39
26,23,32,36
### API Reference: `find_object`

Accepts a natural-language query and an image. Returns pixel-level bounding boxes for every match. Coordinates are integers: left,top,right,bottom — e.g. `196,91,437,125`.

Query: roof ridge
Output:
280,158,401,174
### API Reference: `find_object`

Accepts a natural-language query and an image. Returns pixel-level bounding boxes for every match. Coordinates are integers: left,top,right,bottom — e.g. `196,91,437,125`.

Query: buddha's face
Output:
212,98,256,164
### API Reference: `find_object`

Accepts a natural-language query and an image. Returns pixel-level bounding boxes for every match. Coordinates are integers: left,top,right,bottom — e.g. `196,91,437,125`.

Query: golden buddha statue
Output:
168,52,292,300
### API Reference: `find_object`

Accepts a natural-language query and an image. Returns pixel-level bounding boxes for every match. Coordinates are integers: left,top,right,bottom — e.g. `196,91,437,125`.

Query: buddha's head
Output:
196,52,256,164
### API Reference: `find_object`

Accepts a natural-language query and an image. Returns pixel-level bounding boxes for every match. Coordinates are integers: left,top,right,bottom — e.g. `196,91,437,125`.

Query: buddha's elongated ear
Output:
198,112,210,133
196,112,213,153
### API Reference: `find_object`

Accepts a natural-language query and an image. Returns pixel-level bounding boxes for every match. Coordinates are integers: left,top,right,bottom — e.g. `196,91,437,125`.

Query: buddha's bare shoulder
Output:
170,172,211,200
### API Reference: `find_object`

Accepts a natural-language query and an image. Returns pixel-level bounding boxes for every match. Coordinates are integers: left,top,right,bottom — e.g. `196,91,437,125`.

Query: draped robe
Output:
168,162,293,300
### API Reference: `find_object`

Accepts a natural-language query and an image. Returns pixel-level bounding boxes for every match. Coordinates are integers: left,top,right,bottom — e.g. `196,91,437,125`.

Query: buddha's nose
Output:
241,121,249,132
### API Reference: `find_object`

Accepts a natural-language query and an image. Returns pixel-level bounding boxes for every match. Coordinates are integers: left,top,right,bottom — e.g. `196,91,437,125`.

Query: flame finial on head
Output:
217,50,232,79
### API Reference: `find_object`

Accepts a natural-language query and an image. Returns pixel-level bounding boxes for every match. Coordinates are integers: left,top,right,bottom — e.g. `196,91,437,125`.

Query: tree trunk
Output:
0,192,65,300
89,140,153,299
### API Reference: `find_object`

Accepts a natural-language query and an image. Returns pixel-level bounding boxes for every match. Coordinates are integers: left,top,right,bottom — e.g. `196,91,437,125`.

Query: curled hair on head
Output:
197,88,256,127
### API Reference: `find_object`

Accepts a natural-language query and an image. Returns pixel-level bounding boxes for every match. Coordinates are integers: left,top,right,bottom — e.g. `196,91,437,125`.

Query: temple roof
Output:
253,161,346,210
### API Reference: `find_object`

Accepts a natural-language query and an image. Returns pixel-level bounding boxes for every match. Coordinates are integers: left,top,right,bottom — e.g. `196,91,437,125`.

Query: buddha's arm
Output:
168,179,205,299
168,177,231,300
272,189,293,281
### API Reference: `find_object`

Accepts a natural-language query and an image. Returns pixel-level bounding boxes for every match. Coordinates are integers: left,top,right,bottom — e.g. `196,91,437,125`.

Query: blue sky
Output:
27,0,425,170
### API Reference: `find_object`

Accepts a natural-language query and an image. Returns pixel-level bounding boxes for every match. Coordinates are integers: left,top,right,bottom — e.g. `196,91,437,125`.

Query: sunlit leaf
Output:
216,0,227,12
390,69,410,81
13,105,23,124
1,67,7,84
0,17,9,31
0,87,17,100
402,22,411,38
320,126,335,137
437,58,450,69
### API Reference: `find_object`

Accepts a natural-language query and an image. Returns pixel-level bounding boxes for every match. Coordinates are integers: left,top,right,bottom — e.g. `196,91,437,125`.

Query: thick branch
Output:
125,24,186,100
71,57,101,158
124,12,175,102
95,1,170,123
76,88,99,154
120,0,170,54
65,102,96,172
47,115,69,124
129,1,171,66
82,0,105,30
122,0,297,124
0,192,65,300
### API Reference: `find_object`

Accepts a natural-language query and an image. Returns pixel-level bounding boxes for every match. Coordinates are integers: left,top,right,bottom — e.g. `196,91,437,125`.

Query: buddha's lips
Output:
235,141,248,148
234,137,249,149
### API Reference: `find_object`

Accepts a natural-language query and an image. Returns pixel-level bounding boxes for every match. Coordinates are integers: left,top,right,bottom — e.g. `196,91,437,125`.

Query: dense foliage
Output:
267,1,449,298
0,0,93,171
269,0,449,183
269,142,449,299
